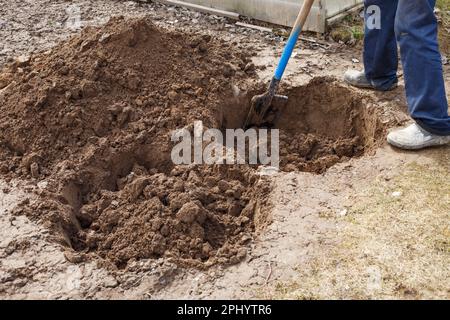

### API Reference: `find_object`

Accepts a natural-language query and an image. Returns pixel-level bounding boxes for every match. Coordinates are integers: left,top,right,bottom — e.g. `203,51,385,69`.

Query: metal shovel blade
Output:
244,93,288,129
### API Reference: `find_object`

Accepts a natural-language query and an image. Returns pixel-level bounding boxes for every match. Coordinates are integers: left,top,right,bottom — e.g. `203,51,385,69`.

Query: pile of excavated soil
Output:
0,17,270,269
0,16,258,174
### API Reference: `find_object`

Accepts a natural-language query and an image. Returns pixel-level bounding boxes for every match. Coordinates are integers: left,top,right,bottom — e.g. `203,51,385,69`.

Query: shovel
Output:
244,0,315,128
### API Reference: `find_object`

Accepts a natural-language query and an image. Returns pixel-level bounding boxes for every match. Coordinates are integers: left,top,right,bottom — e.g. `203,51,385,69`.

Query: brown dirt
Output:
276,78,384,173
221,77,385,173
0,16,271,269
0,16,384,270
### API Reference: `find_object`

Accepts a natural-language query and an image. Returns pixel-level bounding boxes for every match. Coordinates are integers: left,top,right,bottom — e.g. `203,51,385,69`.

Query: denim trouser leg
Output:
396,0,450,136
363,0,399,90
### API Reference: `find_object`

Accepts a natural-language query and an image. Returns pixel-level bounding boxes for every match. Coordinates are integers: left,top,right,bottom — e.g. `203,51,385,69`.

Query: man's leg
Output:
363,0,399,90
395,0,450,136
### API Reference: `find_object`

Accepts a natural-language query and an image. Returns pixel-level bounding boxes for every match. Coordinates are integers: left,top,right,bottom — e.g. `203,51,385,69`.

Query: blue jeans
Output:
364,0,450,136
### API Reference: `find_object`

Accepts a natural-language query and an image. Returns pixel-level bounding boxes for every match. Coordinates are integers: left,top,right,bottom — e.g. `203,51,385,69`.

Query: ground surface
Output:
0,0,449,300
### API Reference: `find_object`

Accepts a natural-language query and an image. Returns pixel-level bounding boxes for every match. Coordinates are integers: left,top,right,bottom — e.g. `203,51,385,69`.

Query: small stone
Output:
0,164,9,174
21,152,42,170
80,40,94,52
16,55,30,67
64,251,85,263
30,162,39,178
241,201,255,218
227,255,238,264
239,216,250,225
217,180,230,192
232,188,242,199
117,106,133,126
240,234,252,244
167,90,178,101
160,225,170,237
176,201,201,224
103,276,119,288
231,84,240,97
236,248,247,259
99,33,111,43
195,88,203,96
198,42,208,53
223,63,236,77
244,62,256,73
13,279,28,288
202,242,213,256
225,189,235,198
0,72,12,89
108,103,123,115
204,176,216,187
228,202,242,217
80,80,97,98
392,191,403,198
135,98,143,106
125,177,150,201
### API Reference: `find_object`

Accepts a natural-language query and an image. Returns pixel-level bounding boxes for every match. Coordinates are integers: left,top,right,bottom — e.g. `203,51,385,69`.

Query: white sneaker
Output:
344,70,373,89
344,69,398,91
387,123,450,150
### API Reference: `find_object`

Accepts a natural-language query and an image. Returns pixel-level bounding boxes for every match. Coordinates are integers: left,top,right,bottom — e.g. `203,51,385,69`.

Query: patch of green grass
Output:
350,26,364,41
330,27,353,44
329,25,363,44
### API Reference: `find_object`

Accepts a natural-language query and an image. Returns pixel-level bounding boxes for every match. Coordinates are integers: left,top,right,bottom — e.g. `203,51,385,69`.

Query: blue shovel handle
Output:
274,26,302,81
273,0,315,81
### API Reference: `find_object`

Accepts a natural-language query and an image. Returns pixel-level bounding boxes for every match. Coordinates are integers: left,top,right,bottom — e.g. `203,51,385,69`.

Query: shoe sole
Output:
387,136,450,150
344,79,398,91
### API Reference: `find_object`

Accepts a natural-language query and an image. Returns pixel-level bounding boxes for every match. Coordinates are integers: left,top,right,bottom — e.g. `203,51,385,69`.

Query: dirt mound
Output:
0,16,256,174
0,17,270,269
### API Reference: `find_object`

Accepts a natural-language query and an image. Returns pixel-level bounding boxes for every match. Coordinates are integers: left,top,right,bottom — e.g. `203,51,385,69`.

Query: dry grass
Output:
267,156,450,300
437,0,450,55
438,0,450,11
